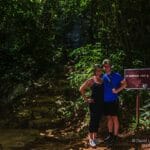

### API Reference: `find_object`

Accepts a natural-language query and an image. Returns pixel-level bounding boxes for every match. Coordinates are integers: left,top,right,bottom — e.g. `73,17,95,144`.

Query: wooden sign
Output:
124,68,150,89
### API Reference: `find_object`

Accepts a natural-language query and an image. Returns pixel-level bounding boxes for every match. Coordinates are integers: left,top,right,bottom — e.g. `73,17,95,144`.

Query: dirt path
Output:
27,129,150,150
0,128,149,150
0,129,39,150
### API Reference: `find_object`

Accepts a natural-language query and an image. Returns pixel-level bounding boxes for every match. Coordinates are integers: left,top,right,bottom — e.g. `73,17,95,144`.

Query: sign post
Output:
124,68,150,129
136,90,140,128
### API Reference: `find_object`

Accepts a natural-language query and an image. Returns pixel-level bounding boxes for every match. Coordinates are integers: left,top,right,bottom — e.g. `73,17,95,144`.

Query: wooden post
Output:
136,90,140,129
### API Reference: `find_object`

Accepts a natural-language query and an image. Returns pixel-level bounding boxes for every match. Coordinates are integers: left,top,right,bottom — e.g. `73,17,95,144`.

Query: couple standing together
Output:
79,59,127,147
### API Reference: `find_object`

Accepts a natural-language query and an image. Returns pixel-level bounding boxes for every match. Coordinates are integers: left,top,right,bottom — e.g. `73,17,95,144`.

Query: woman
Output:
79,64,104,147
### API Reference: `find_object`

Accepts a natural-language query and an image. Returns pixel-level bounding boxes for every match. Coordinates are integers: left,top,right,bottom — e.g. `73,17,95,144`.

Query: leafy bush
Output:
68,44,126,88
140,91,150,129
68,44,104,88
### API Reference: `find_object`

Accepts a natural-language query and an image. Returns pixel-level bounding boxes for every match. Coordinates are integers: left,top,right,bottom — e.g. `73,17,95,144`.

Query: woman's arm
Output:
79,79,93,102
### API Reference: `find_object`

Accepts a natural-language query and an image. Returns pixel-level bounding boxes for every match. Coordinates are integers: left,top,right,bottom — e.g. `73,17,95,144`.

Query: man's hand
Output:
112,88,118,94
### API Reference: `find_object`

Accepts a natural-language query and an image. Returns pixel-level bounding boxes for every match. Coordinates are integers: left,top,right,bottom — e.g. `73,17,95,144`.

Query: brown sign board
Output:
124,68,150,89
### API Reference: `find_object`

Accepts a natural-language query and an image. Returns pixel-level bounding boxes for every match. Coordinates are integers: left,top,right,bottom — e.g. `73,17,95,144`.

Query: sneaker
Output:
106,135,118,148
104,135,113,143
89,139,96,147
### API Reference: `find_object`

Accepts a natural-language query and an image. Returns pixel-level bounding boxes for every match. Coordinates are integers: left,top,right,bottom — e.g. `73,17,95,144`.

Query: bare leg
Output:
93,132,97,139
112,116,119,136
89,133,94,140
107,116,113,133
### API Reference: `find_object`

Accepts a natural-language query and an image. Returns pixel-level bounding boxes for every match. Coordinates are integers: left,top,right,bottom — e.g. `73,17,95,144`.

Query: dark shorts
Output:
104,100,119,116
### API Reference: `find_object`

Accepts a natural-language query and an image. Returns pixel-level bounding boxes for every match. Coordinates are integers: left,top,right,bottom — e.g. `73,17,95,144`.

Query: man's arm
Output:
112,79,127,94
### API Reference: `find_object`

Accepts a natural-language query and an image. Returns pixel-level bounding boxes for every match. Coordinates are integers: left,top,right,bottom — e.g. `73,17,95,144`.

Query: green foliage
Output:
140,92,150,129
0,0,65,83
68,44,104,88
68,44,126,88
109,50,126,72
121,90,150,130
132,59,144,68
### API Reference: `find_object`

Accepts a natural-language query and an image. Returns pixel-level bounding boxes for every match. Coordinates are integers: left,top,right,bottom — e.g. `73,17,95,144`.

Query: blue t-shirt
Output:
102,72,123,102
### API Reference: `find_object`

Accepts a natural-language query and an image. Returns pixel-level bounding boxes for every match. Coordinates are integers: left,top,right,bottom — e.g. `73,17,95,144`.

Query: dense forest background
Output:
0,0,150,131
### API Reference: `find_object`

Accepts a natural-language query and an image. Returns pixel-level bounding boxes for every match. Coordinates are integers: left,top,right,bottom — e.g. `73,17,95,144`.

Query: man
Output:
102,59,127,146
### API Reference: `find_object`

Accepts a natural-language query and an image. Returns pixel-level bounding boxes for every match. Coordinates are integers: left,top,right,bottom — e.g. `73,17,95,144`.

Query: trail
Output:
26,128,150,150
